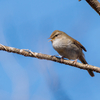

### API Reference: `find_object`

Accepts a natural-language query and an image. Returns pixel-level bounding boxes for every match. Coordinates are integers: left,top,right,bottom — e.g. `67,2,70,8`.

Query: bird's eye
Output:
55,34,58,37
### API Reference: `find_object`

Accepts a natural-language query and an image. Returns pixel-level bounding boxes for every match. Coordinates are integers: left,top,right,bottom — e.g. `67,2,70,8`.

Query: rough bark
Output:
0,44,100,73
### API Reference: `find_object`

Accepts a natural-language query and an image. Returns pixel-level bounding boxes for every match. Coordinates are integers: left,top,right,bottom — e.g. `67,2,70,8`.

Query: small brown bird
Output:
49,30,94,77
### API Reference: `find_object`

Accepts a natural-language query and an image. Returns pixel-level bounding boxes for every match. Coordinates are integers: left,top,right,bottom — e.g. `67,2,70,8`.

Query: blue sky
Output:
0,0,100,100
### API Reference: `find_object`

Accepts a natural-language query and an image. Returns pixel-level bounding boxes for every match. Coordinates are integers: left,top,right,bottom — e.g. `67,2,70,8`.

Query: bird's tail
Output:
79,55,94,77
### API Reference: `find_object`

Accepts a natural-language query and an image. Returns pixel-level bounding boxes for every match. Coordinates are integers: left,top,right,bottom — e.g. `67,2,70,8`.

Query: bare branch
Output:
0,44,100,73
79,0,100,15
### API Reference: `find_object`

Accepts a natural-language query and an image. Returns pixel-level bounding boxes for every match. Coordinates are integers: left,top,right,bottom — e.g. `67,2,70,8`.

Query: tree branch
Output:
79,0,100,15
0,44,100,73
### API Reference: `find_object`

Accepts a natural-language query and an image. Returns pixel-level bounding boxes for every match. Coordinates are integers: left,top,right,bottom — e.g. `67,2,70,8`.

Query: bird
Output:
49,30,94,77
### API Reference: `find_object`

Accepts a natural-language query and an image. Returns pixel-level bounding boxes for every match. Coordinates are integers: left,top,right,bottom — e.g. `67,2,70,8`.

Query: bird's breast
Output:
52,38,81,60
52,38,71,50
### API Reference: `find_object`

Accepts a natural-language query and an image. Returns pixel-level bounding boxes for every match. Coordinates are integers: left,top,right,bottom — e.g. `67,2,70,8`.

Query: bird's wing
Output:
73,39,87,52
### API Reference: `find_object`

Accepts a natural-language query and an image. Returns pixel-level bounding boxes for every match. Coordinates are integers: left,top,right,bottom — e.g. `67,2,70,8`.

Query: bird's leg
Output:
53,55,64,62
73,59,78,64
61,56,64,62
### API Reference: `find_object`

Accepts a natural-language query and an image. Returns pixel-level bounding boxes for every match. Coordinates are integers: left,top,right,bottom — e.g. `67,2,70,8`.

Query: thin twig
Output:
0,44,100,73
79,0,100,15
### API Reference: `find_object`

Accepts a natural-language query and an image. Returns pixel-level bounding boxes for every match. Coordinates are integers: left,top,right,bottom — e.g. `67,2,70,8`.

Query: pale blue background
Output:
0,0,100,100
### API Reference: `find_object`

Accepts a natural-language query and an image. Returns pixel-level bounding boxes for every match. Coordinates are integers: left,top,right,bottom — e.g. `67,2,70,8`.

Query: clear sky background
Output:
0,0,100,100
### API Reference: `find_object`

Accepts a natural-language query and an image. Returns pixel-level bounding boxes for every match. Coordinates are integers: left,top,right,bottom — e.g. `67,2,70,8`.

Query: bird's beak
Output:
48,37,52,42
48,39,52,42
